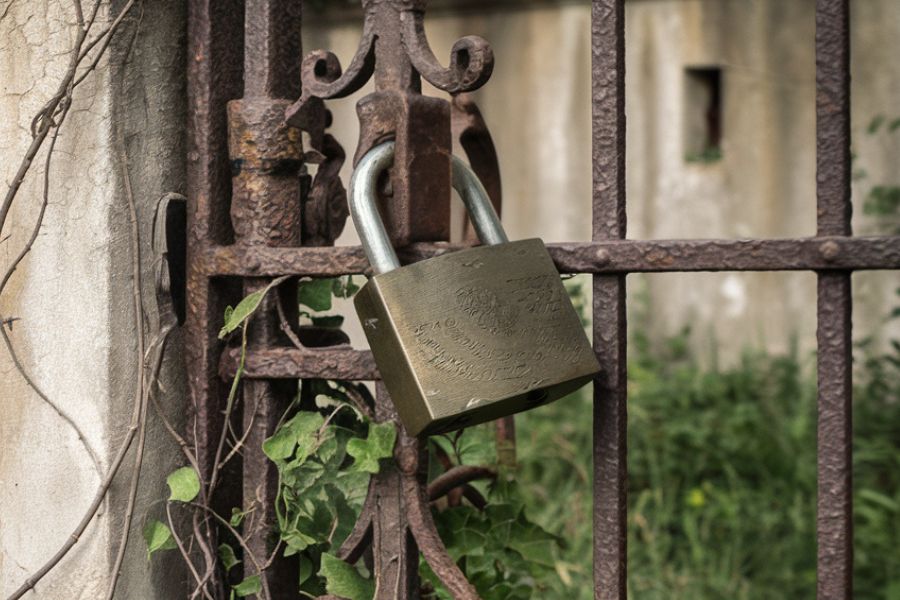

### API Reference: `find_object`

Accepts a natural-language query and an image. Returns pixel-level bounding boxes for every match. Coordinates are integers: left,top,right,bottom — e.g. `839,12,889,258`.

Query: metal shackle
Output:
349,141,509,275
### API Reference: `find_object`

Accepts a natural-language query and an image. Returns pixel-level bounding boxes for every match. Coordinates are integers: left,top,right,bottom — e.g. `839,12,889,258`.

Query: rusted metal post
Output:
815,1,853,598
591,1,627,599
352,1,453,247
185,0,244,530
371,384,422,599
228,0,304,595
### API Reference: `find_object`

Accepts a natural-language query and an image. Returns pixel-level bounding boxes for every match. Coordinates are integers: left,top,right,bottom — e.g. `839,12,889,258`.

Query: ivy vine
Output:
147,276,572,599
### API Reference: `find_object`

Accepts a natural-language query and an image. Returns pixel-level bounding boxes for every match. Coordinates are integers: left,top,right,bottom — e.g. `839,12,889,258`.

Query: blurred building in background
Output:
311,0,900,363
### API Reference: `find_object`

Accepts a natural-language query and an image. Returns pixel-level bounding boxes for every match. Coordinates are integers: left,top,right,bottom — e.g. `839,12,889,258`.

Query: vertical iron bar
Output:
815,0,853,598
237,1,304,595
186,2,244,597
244,0,302,99
591,1,627,599
186,0,244,502
373,382,420,598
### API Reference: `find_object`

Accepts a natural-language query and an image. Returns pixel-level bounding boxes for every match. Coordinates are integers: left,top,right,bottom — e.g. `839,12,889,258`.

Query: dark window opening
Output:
684,67,723,163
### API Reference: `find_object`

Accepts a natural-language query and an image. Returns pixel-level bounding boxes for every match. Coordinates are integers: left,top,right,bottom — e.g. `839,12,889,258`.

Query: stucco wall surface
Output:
0,0,186,597
1,2,114,596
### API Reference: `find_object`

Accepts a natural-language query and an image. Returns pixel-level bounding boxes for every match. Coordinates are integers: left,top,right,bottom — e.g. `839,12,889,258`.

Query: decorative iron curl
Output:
299,27,376,101
287,0,494,130
285,15,375,133
401,19,494,94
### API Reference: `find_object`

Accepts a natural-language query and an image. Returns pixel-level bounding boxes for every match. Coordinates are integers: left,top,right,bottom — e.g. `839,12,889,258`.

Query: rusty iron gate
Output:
185,0,900,598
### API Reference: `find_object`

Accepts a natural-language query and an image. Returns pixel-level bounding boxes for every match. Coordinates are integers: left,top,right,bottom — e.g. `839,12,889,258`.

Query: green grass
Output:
514,327,900,599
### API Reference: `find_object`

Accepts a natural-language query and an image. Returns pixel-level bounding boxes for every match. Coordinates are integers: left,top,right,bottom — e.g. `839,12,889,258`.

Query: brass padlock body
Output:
356,238,600,437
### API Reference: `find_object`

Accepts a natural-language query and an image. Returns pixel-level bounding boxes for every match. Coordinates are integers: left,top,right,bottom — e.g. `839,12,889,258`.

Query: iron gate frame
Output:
185,0,900,598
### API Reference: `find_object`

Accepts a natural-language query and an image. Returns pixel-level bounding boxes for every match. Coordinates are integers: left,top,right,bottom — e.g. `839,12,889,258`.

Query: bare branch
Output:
150,389,201,473
74,0,138,81
1,0,139,237
0,324,101,474
190,503,273,600
275,291,305,350
103,38,149,596
207,325,247,496
1,97,69,296
166,502,208,596
72,0,84,29
189,511,220,600
4,321,168,600
341,383,375,421
2,14,92,232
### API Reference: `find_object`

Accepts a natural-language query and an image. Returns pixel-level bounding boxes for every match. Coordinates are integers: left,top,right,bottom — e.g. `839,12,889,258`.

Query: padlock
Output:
350,141,600,437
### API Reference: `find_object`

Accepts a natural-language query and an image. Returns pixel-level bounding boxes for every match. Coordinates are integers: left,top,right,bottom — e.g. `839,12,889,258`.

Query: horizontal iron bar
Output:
308,0,588,23
202,236,900,277
220,346,378,380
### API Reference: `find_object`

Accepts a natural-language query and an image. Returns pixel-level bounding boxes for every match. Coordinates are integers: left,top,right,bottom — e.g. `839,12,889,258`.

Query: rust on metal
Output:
228,0,310,592
186,0,244,498
220,346,378,380
591,1,628,598
285,0,498,594
355,89,453,244
815,1,854,598
394,408,481,600
201,236,900,277
452,93,502,241
286,0,493,246
304,132,350,246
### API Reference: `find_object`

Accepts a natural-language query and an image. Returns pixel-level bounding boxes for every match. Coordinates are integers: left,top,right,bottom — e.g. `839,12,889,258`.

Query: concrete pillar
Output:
0,1,187,597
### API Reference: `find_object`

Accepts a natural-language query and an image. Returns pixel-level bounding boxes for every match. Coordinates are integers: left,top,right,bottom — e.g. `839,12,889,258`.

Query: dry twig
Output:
0,99,102,475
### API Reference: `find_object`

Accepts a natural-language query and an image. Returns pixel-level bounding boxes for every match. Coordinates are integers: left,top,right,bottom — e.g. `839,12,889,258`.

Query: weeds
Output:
516,318,899,599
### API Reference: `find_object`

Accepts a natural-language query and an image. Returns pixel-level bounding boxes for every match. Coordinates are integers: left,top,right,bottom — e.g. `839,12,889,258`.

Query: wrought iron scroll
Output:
283,1,499,597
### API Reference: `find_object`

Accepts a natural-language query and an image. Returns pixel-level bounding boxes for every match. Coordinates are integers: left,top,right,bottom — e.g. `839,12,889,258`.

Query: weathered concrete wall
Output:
623,0,900,360
310,0,899,362
0,0,186,597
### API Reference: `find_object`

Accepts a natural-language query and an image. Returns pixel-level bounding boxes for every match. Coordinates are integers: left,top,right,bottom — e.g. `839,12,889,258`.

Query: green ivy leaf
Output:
143,519,176,558
219,276,290,339
282,528,319,556
328,484,360,548
230,507,245,527
435,507,490,561
298,555,315,586
218,543,240,572
263,411,325,461
262,423,299,461
167,466,201,503
299,278,334,312
506,514,560,567
319,553,375,600
346,422,396,474
233,575,261,597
